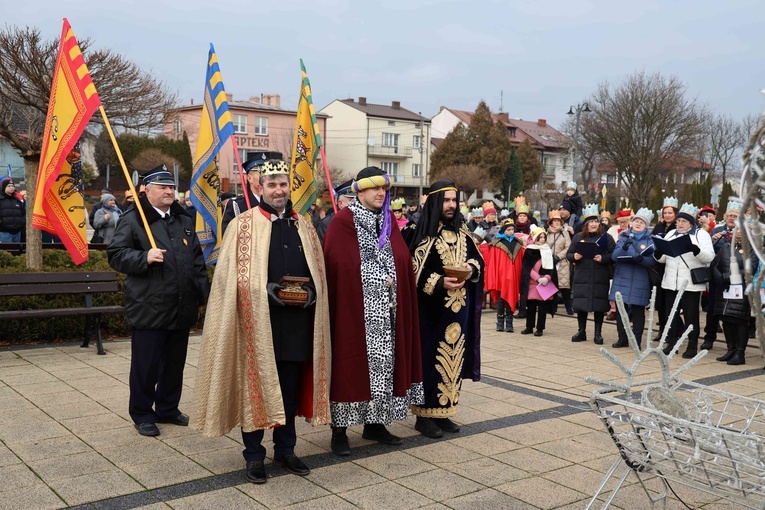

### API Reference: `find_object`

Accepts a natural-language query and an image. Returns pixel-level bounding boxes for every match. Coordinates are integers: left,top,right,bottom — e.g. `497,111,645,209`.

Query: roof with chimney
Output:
173,94,327,117
339,98,427,122
444,108,570,151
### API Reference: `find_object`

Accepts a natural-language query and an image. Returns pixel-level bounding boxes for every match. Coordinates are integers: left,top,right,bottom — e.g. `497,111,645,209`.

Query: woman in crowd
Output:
609,208,656,349
93,193,122,244
654,203,715,358
651,197,680,341
711,226,756,365
0,177,25,243
546,210,572,315
520,226,557,337
567,204,615,345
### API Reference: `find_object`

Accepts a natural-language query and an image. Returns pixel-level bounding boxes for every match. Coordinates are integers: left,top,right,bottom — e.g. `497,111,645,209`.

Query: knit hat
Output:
559,201,573,213
530,225,546,242
581,203,600,224
632,207,654,226
482,202,497,216
100,193,117,206
1,178,13,193
677,202,699,223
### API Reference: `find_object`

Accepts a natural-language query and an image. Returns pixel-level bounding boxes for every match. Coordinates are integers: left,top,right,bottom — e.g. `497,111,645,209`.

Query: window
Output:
562,157,568,169
605,174,617,184
254,116,268,135
388,121,396,126
233,114,247,134
234,149,247,174
381,162,399,176
412,164,422,177
174,118,182,135
382,133,399,147
413,135,421,150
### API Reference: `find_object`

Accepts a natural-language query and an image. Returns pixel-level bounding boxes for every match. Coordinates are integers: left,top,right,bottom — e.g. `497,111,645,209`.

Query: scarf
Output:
526,243,553,270
495,232,515,243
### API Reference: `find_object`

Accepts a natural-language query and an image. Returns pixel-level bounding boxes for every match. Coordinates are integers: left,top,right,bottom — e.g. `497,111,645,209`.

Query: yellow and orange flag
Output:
32,18,101,264
290,59,322,216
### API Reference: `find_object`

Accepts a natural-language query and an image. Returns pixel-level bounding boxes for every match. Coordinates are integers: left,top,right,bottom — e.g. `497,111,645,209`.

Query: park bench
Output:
0,271,125,355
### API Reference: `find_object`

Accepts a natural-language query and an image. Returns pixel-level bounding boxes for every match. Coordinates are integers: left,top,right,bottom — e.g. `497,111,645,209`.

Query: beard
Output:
441,208,455,223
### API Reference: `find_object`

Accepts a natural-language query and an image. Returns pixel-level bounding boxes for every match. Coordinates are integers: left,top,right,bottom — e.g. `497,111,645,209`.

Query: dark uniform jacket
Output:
566,231,615,313
712,242,755,322
221,187,260,237
107,197,210,330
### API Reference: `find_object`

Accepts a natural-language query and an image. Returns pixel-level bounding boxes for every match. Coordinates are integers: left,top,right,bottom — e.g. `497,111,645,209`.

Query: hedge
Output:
0,249,211,346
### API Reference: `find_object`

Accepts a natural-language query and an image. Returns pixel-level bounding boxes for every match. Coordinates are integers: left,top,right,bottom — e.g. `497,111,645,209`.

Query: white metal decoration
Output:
585,286,765,509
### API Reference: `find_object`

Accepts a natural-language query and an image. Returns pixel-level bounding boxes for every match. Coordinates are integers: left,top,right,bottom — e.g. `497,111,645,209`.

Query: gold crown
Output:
259,160,290,177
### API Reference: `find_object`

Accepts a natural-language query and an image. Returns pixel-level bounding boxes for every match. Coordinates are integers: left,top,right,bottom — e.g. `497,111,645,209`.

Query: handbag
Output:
647,265,662,287
690,266,711,284
90,230,104,244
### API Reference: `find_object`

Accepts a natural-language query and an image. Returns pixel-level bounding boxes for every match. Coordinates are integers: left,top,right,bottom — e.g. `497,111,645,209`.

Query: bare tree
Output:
130,149,180,175
0,25,179,268
582,71,707,208
706,113,746,184
433,164,489,195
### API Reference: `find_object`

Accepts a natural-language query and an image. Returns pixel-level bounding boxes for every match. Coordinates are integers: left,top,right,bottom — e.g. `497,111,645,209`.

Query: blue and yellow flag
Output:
190,44,234,266
290,59,322,216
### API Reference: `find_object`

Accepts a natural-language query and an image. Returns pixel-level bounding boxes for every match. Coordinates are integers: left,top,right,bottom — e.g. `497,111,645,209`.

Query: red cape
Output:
485,241,524,311
324,207,423,402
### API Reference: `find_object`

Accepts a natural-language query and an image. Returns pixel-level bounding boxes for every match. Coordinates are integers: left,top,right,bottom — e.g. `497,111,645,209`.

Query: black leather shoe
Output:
433,417,460,433
245,460,267,483
700,340,714,351
362,423,404,444
533,330,543,337
612,341,628,348
331,429,351,456
414,417,443,438
157,413,189,426
520,328,533,335
135,422,160,436
682,348,697,359
594,335,604,345
571,330,587,342
273,454,310,476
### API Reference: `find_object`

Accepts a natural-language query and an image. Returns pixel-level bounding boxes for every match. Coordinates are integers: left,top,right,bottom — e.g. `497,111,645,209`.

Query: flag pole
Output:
98,105,157,249
229,136,251,210
319,145,337,213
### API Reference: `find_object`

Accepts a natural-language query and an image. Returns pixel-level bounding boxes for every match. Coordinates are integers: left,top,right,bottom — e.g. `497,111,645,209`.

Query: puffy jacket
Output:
0,188,25,234
656,227,715,293
546,229,571,289
107,196,210,330
712,241,754,321
609,228,656,306
566,231,615,313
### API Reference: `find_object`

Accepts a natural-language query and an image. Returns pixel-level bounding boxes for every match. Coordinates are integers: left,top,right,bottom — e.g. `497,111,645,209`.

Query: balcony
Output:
388,174,426,187
367,145,413,158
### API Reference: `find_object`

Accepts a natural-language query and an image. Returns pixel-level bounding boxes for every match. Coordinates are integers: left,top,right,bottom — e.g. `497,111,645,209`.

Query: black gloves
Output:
302,284,316,308
653,249,664,260
266,283,286,307
633,254,644,264
689,244,701,256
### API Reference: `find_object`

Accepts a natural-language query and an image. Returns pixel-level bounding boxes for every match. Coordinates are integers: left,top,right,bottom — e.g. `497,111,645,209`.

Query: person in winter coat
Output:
0,177,25,243
564,182,583,218
520,226,557,336
651,196,680,341
654,202,715,358
567,204,615,344
486,219,524,332
546,210,573,315
92,194,122,244
711,229,756,365
609,208,657,349
107,165,210,437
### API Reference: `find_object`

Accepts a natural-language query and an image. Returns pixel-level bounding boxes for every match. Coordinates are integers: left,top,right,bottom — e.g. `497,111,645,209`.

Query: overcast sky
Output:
5,0,764,130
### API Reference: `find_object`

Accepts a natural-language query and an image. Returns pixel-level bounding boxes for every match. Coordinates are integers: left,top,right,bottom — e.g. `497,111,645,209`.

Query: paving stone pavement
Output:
1,311,763,509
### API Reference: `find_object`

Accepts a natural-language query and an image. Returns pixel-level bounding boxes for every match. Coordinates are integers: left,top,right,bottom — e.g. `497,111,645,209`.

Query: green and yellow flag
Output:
290,59,322,216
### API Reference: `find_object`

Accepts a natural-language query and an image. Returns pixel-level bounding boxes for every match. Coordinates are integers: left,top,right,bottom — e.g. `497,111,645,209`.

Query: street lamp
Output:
567,102,592,186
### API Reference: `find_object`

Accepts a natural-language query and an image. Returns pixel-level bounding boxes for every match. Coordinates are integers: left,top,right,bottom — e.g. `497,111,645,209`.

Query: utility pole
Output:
417,112,425,200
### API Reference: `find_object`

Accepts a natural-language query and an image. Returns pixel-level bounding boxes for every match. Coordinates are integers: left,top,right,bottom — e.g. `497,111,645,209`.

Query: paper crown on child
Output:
677,202,699,223
581,203,600,223
500,208,510,217
725,200,742,214
516,204,530,214
390,197,406,211
662,196,679,210
600,210,611,219
566,181,577,191
514,195,526,206
530,225,547,242
633,207,654,225
470,207,483,217
472,226,487,240
501,217,515,227
481,202,497,215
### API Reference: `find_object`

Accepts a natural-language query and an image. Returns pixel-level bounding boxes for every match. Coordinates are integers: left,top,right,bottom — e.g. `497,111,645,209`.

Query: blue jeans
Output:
0,231,21,243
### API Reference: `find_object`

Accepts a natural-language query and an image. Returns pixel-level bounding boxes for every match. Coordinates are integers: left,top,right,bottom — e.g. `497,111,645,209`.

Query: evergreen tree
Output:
517,139,543,190
648,178,664,213
509,148,524,198
717,181,734,221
